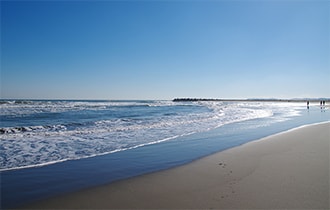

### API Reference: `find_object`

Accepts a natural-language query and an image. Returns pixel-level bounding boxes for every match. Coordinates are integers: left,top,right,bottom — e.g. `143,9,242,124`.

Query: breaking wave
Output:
0,100,303,171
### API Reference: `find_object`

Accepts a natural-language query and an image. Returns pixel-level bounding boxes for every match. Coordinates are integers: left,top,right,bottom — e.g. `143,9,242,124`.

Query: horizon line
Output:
1,97,330,102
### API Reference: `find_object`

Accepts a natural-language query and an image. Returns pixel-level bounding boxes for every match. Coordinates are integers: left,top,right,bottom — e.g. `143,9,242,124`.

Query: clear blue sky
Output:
1,0,329,100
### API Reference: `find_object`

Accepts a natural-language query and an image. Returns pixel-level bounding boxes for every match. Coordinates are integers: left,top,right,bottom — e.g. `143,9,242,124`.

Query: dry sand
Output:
23,122,330,209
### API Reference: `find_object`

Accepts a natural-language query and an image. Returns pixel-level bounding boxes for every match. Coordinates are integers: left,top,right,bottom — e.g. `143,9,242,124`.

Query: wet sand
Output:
23,122,330,209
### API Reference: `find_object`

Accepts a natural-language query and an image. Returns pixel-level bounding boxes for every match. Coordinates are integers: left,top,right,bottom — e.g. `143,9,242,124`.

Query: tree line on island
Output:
173,98,330,102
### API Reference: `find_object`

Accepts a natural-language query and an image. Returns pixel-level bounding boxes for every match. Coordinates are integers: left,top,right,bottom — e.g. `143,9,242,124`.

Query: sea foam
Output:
0,100,304,171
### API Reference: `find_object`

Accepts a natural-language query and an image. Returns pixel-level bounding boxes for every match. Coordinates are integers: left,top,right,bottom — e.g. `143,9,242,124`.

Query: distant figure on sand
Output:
320,101,326,110
307,101,309,109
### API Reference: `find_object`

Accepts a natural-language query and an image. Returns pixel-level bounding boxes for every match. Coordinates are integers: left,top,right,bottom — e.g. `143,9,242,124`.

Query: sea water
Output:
0,100,281,171
1,100,329,208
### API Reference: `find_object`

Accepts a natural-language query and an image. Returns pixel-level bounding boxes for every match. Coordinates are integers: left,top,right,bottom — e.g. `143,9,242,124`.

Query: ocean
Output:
1,100,329,208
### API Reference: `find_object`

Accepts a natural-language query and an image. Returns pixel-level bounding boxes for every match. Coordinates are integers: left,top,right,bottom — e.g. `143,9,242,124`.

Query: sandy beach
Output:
23,122,329,209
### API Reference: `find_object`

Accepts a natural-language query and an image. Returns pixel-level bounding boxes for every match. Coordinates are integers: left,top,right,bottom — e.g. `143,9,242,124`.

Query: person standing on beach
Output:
307,101,309,109
320,101,326,110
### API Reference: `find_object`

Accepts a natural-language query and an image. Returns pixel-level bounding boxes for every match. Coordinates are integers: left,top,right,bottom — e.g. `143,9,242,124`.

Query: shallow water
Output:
1,100,289,171
1,101,329,208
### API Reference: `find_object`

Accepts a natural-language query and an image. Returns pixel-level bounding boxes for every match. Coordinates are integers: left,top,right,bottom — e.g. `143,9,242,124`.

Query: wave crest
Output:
1,101,302,171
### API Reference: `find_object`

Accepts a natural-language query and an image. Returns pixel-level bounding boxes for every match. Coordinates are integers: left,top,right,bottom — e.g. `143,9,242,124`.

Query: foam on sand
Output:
23,122,330,209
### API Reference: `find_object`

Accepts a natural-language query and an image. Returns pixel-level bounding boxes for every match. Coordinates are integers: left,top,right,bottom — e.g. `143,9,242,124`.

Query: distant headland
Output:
173,98,330,102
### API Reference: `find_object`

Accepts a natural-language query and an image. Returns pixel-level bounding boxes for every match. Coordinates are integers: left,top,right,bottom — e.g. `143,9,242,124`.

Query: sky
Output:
1,0,329,100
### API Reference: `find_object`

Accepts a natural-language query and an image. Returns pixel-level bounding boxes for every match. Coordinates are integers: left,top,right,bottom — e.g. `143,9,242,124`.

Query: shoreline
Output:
23,122,330,209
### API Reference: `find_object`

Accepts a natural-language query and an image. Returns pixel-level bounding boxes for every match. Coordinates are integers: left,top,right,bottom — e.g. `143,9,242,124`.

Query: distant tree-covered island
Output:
173,98,330,102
